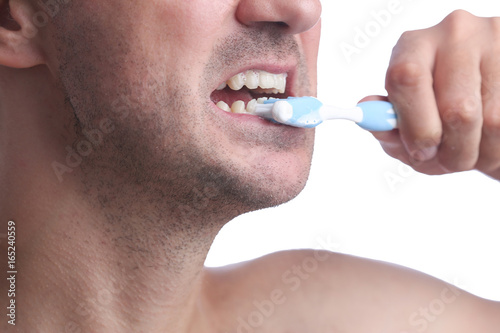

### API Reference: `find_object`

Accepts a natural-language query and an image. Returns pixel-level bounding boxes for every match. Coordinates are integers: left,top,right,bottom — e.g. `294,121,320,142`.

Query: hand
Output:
364,10,500,180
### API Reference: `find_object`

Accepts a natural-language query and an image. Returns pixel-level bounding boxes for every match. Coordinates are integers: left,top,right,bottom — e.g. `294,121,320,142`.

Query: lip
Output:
209,62,299,127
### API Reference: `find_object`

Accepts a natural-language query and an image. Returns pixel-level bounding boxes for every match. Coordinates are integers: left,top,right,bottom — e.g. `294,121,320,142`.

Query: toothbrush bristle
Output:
253,103,275,118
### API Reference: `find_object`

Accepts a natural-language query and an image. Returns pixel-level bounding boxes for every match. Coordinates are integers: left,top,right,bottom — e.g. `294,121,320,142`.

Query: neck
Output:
0,66,225,332
21,205,219,332
1,163,223,332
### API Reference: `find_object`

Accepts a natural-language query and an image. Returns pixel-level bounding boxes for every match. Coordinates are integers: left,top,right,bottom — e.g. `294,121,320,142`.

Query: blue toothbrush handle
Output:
356,100,398,131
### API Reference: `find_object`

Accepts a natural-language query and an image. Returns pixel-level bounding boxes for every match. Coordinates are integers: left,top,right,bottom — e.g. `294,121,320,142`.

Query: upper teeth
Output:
218,70,287,94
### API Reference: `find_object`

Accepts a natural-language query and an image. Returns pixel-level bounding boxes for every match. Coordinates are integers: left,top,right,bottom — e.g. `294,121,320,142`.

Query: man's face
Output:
44,0,321,214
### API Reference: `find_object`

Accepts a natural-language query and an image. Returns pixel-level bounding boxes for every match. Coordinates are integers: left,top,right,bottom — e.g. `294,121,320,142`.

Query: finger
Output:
433,34,483,172
385,30,443,163
377,137,449,176
359,95,441,172
477,33,500,176
358,95,388,104
360,96,448,174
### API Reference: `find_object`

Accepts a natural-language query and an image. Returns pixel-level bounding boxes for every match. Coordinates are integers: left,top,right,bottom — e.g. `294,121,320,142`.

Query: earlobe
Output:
0,0,44,68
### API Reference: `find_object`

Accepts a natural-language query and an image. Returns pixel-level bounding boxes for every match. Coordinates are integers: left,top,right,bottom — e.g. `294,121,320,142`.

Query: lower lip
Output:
209,102,310,148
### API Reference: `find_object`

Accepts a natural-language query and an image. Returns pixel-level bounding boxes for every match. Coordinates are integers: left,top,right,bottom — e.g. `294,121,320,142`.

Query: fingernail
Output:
411,146,437,162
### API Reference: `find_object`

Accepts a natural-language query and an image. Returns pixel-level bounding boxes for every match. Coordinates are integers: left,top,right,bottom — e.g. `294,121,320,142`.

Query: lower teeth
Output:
216,97,271,115
216,101,231,112
231,100,246,114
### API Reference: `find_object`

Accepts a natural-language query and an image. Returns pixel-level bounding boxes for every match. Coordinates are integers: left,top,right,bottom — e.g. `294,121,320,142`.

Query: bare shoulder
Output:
203,249,500,333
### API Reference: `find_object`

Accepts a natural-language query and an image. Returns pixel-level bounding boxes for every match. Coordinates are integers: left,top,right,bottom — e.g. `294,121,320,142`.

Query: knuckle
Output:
414,133,441,148
481,75,500,103
398,30,419,43
405,134,441,165
442,10,476,28
438,10,478,44
482,110,500,135
446,9,474,20
386,61,428,89
440,98,481,128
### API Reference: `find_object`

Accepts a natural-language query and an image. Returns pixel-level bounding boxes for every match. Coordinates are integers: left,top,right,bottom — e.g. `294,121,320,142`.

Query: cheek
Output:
152,0,236,59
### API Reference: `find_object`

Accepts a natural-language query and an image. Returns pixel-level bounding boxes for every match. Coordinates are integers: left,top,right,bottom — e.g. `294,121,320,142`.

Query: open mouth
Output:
210,70,289,115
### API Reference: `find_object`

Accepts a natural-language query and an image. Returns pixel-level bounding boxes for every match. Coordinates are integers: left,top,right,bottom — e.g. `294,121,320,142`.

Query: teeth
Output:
259,72,275,89
224,70,287,93
216,101,231,112
245,70,259,89
216,98,264,115
227,73,246,90
246,99,257,114
276,75,286,94
231,100,246,114
217,82,227,90
215,70,287,115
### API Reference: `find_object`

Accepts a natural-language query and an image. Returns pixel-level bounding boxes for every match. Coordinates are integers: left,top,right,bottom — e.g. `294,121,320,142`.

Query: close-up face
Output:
40,0,322,214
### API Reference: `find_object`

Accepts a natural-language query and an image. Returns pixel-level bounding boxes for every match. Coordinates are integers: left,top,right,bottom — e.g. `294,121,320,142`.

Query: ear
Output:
0,0,44,68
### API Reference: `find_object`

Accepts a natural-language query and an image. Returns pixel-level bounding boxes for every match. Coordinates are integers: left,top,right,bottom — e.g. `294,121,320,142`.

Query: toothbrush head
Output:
264,97,324,128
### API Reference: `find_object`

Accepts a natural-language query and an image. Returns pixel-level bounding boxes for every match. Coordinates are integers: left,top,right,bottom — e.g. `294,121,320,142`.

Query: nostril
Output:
236,0,322,35
276,21,289,29
242,20,289,32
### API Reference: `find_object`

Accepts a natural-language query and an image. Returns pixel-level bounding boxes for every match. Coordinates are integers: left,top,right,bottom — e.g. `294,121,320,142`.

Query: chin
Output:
235,173,310,216
209,145,314,214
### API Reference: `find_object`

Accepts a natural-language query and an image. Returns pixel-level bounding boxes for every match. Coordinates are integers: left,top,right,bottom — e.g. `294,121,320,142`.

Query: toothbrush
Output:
253,96,397,131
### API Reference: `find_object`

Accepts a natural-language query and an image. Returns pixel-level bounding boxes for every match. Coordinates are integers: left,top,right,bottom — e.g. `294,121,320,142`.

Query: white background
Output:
206,0,500,302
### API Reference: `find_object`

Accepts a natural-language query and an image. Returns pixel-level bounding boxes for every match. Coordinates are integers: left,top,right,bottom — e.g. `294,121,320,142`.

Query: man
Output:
0,0,498,332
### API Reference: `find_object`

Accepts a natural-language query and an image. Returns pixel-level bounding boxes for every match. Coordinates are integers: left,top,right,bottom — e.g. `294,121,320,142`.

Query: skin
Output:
367,11,500,179
0,0,498,332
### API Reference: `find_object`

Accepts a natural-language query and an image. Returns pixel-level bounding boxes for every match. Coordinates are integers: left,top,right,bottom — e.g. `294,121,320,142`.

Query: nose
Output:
236,0,322,35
